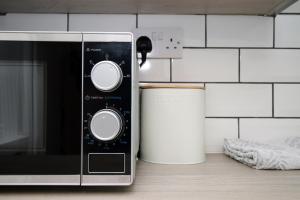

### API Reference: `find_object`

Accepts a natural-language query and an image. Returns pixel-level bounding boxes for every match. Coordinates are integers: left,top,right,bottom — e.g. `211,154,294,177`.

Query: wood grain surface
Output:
0,0,296,15
0,154,299,200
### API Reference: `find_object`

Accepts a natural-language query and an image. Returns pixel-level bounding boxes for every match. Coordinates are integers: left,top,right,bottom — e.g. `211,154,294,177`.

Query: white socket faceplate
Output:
133,27,183,59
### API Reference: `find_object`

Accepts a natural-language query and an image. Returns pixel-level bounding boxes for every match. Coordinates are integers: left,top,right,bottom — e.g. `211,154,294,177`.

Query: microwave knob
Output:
91,61,123,92
90,109,123,141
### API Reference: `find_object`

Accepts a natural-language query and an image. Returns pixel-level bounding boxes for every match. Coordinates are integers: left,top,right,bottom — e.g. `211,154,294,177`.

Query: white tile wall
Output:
205,118,238,153
172,49,238,82
274,84,300,117
69,14,136,32
275,15,300,48
241,49,300,82
138,15,205,47
1,11,300,147
139,59,170,82
282,0,300,13
207,15,273,47
240,119,300,142
206,84,272,117
0,13,67,31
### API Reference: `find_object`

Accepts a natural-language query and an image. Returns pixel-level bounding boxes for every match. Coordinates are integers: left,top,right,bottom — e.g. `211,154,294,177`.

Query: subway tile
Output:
172,49,238,82
69,14,136,32
138,15,205,47
241,49,300,82
281,0,300,13
205,118,238,153
207,15,273,47
275,15,300,48
240,119,300,142
274,84,300,117
139,59,170,82
206,84,272,117
0,13,67,31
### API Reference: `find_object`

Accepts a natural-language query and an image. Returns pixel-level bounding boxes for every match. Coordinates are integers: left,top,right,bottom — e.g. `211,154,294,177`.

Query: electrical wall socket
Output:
133,27,183,59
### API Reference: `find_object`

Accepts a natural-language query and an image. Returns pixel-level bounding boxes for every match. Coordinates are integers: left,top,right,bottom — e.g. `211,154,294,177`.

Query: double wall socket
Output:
133,28,183,59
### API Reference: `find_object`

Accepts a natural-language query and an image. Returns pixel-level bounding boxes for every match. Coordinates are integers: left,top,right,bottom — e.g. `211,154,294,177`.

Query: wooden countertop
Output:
1,154,300,200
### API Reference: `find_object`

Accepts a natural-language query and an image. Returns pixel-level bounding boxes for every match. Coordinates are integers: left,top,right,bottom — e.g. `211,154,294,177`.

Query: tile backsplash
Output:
274,84,300,117
240,119,300,142
138,15,205,47
275,15,300,48
207,15,273,47
205,119,238,153
172,49,239,82
0,13,67,31
205,84,272,117
0,2,300,153
69,14,136,32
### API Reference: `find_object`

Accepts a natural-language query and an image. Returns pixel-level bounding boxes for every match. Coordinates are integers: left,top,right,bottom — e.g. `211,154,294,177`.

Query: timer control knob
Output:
90,109,123,141
91,61,123,92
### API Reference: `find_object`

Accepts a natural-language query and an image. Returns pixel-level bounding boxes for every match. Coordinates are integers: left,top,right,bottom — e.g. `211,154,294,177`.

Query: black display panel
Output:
0,41,82,175
89,154,125,173
83,42,132,175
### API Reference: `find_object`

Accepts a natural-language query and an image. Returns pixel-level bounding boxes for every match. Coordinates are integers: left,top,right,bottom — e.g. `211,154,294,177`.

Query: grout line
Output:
272,83,275,117
67,13,69,31
277,13,300,15
238,118,240,139
206,117,257,119
205,117,300,119
238,49,241,83
161,81,300,84
139,81,172,83
170,58,173,83
183,47,300,50
140,81,176,83
273,16,275,48
139,58,169,60
165,81,268,84
266,82,300,84
205,14,207,48
264,82,300,84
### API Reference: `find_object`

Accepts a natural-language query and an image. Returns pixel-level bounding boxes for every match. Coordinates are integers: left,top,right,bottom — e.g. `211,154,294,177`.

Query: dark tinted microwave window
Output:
0,41,82,174
0,62,44,152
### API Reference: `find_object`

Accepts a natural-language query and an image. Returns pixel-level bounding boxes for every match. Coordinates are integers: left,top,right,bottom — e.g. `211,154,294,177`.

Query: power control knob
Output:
91,61,123,92
90,109,123,141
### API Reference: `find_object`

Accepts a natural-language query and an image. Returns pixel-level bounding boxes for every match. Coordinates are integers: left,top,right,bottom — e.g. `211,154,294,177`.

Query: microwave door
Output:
0,33,82,185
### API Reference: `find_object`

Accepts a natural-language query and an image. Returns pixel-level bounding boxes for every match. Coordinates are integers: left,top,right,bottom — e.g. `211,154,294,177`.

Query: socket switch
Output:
133,28,183,59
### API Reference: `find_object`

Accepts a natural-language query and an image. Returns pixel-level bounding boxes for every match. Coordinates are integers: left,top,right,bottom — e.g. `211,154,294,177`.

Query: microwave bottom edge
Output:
0,175,133,186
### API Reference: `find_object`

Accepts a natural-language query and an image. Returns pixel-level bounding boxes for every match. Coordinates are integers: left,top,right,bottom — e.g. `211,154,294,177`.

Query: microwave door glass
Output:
0,61,44,152
0,41,81,175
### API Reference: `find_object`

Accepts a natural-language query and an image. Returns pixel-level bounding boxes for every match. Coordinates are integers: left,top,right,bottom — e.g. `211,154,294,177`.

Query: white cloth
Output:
224,137,300,170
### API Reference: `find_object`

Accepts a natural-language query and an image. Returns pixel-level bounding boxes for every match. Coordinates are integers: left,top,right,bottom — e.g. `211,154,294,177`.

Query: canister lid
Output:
139,83,205,89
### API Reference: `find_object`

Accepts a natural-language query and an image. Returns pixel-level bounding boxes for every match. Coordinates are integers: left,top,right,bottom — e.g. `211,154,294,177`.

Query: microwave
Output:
0,32,139,186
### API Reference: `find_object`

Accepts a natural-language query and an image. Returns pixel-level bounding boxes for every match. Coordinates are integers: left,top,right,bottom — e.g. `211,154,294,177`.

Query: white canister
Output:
140,83,205,164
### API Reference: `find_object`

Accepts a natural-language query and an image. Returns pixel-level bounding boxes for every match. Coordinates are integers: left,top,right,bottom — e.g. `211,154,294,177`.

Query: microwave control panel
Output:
82,41,132,175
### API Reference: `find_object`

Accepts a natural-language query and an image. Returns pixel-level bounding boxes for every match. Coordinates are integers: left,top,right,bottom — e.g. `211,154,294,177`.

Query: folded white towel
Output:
224,137,300,170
